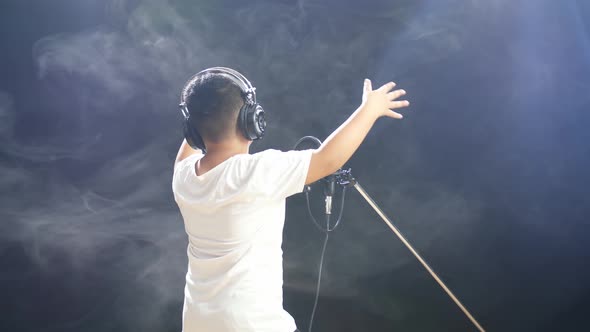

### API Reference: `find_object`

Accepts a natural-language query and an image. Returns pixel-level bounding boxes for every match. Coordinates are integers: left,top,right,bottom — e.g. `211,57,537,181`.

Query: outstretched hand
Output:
361,79,410,119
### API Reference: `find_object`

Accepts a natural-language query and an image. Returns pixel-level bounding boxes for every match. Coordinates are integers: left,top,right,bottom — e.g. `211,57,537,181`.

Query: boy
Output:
172,67,409,332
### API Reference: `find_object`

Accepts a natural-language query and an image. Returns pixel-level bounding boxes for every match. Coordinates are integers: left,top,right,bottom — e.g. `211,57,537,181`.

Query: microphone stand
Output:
335,169,486,332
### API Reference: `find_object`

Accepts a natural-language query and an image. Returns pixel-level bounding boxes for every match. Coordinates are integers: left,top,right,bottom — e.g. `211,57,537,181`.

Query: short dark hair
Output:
184,73,244,144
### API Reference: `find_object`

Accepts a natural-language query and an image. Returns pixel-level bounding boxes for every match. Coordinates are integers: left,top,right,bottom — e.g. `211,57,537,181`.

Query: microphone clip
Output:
334,168,356,187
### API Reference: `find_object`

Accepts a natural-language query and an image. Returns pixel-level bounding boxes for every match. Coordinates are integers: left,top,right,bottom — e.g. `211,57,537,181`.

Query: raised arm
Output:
305,79,409,185
174,139,203,167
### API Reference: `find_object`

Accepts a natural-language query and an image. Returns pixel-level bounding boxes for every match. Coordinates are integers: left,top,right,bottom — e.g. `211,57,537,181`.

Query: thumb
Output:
364,78,372,92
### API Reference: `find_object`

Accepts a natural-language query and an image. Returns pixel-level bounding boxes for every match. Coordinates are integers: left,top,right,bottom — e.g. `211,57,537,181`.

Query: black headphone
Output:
179,67,266,152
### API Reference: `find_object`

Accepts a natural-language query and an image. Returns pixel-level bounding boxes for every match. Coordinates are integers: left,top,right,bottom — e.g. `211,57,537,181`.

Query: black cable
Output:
293,136,322,150
308,224,329,332
328,186,347,232
306,185,346,332
293,136,348,332
304,185,347,234
305,191,329,233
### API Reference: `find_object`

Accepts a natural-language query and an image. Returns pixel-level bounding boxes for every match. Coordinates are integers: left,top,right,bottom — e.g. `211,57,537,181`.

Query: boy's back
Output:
173,149,313,332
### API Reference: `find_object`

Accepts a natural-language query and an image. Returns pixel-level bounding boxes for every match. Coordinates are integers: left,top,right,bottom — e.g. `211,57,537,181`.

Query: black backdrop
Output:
1,0,589,331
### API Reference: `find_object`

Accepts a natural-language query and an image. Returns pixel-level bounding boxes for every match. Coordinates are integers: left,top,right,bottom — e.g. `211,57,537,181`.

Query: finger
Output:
384,110,403,119
387,89,406,100
364,78,372,92
378,81,396,92
389,100,410,109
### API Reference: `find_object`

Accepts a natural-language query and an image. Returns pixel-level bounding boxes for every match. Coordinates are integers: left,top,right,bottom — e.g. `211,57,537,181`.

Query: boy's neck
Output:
206,147,249,159
197,142,249,176
203,140,250,163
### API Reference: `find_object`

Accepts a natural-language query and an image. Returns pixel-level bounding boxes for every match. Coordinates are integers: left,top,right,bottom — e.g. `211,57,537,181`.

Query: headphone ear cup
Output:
240,104,266,140
251,105,266,139
238,104,250,140
183,117,206,151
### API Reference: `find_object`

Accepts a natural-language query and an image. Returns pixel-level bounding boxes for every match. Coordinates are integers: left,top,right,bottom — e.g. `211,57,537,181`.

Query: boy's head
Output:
183,72,246,149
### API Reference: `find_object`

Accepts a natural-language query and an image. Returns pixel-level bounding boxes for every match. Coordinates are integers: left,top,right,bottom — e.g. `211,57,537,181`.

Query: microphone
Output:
292,136,339,215
323,174,336,215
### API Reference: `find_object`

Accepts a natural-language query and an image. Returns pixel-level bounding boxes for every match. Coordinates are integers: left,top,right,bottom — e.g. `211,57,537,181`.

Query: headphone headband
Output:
179,67,256,111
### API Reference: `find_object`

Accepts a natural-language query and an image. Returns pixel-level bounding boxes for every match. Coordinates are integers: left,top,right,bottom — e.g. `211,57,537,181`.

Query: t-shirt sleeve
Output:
247,149,314,199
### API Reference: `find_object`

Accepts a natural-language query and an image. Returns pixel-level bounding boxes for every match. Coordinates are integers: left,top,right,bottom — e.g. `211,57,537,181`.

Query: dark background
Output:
1,0,589,331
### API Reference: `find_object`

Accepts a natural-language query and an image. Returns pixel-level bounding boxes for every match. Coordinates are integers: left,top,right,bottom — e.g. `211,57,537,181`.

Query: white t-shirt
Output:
172,148,313,332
